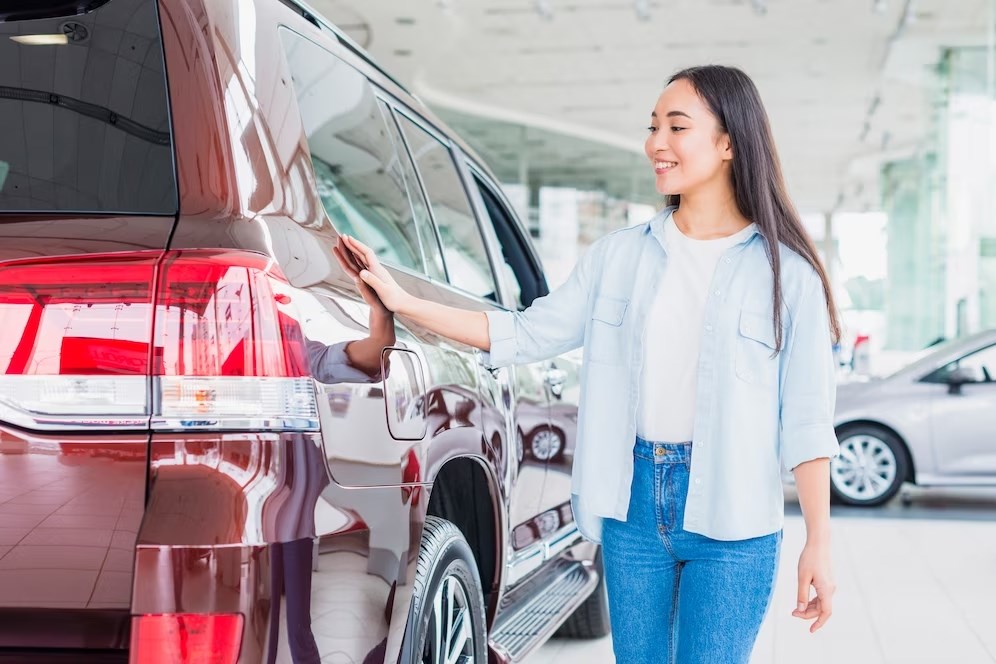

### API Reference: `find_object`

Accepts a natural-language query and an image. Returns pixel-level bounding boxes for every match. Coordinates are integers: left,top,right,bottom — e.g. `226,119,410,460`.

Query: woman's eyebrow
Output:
650,110,693,119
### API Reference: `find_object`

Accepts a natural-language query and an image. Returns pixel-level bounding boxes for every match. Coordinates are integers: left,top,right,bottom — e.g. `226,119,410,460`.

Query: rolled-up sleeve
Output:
779,272,841,473
479,242,599,369
308,340,382,385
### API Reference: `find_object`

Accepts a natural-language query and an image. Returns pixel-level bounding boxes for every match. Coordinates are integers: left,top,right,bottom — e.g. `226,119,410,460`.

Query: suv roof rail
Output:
280,0,412,96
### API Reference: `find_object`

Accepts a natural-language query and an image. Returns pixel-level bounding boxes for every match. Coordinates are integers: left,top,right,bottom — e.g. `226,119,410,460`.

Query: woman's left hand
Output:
793,540,835,633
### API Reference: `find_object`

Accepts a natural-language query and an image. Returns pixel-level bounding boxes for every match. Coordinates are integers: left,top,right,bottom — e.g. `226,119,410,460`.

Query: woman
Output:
336,65,839,663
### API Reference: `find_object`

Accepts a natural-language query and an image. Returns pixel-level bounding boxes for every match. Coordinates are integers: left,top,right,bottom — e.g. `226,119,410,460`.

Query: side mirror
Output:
946,366,978,394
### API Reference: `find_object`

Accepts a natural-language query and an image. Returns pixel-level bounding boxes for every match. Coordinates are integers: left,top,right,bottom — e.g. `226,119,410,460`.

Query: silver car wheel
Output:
831,434,898,502
531,429,563,461
423,574,474,664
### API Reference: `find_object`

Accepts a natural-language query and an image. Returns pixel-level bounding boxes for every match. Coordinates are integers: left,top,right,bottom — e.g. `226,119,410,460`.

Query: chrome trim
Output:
505,544,545,587
0,400,148,431
505,522,582,586
149,416,320,432
543,523,582,560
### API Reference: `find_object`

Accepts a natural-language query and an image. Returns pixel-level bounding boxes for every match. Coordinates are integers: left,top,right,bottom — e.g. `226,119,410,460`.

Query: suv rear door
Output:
0,0,176,654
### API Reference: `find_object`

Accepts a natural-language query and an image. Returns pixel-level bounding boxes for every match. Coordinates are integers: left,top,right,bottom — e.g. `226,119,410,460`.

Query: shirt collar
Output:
646,205,760,254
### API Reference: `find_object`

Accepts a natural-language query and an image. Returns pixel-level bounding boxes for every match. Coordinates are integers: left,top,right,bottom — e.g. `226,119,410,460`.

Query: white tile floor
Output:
528,487,996,664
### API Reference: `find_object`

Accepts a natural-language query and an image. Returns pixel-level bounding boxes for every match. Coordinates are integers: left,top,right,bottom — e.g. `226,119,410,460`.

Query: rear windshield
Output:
0,0,177,214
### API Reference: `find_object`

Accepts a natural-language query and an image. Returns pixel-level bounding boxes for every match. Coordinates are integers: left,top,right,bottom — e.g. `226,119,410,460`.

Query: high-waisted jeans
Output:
601,437,781,663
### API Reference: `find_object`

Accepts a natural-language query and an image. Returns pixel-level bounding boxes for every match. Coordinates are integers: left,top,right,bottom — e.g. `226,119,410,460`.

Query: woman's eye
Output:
646,126,657,133
670,126,686,133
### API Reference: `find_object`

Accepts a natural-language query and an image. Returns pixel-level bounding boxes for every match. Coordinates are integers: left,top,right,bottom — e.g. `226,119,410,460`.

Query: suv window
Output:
279,29,428,275
396,115,499,301
0,0,177,214
379,101,446,281
472,173,548,310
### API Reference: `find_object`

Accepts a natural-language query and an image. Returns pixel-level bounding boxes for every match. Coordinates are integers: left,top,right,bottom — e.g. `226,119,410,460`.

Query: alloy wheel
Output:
831,433,898,502
421,573,475,664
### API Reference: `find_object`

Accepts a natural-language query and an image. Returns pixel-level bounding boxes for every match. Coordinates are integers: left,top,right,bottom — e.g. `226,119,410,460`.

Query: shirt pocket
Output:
587,295,629,363
735,308,778,387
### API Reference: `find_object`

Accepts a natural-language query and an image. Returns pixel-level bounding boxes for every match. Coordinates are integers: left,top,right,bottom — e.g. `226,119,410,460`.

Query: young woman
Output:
335,65,839,663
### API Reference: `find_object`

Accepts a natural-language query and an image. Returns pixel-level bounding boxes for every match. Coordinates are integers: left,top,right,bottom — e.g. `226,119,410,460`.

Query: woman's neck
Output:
672,187,751,240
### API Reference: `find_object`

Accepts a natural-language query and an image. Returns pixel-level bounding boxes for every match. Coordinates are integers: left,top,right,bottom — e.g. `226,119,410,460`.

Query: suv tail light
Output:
0,250,318,432
130,613,243,664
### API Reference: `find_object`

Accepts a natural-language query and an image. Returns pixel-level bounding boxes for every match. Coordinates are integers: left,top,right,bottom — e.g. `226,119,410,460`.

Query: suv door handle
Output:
543,366,567,399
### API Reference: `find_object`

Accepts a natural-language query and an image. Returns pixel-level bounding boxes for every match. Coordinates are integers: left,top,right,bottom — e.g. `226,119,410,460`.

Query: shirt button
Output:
705,324,713,332
724,258,732,264
714,289,721,296
694,478,701,485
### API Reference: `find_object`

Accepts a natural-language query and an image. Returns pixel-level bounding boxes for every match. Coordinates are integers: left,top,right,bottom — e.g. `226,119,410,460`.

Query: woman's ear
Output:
720,133,734,161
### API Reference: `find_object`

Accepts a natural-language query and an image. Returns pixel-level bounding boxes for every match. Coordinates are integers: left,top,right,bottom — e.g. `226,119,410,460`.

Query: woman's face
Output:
644,78,734,197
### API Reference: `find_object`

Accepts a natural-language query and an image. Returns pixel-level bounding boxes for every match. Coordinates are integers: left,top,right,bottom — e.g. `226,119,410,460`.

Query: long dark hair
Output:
664,65,841,350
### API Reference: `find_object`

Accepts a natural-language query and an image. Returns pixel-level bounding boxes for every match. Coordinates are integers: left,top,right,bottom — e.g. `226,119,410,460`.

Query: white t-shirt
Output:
636,211,756,443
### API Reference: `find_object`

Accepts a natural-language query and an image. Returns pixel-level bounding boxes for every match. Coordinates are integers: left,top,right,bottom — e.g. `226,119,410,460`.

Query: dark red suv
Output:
0,0,605,662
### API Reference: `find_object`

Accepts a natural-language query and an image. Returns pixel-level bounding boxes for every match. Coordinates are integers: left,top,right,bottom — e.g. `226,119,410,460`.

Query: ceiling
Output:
310,0,992,212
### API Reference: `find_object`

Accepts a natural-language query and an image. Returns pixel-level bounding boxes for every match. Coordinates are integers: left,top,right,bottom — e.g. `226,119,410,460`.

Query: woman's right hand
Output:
333,234,412,314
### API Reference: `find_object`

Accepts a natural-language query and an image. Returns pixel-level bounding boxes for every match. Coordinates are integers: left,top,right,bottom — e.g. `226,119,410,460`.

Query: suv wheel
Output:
554,549,611,639
830,425,908,506
409,516,487,663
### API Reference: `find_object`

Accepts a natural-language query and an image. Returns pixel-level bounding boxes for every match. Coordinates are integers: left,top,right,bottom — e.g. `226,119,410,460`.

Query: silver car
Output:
830,329,996,506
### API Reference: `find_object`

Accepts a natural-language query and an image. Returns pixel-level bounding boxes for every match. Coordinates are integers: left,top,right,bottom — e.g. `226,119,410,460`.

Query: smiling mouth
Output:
654,160,677,171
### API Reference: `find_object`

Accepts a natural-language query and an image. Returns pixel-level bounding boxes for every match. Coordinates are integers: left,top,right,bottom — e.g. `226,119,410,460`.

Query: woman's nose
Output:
649,133,669,154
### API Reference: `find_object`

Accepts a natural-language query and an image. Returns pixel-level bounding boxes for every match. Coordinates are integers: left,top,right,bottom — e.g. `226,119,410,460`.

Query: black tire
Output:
830,425,909,507
554,549,611,639
407,516,488,663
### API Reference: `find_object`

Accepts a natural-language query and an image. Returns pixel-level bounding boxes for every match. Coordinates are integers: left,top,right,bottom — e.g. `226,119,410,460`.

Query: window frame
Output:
388,105,506,307
464,161,549,311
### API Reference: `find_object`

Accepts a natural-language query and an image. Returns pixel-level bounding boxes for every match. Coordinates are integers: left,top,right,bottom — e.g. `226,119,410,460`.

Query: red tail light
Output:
0,253,158,429
130,613,243,664
0,250,317,432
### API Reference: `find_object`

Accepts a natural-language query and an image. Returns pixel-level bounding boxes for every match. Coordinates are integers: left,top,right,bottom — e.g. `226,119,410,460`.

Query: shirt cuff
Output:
480,310,516,368
781,422,840,473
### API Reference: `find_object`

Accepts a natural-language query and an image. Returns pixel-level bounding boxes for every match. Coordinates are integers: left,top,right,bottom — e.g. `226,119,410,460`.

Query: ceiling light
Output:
873,0,887,13
750,0,767,16
635,0,650,21
535,0,553,20
10,33,68,45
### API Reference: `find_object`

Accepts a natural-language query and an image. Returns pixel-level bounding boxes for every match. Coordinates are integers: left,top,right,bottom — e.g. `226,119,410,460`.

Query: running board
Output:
489,559,599,662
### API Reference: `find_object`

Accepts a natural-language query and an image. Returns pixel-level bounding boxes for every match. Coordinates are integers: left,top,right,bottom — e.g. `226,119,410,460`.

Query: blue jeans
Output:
602,437,781,664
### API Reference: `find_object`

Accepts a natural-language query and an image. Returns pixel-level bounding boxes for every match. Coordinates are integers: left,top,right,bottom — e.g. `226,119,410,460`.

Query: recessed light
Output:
396,17,416,25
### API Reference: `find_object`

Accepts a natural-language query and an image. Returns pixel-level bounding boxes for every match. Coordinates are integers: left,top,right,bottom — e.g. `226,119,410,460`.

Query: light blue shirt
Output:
482,206,840,543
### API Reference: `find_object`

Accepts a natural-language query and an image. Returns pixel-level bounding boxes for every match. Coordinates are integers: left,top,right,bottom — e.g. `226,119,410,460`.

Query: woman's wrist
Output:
805,523,831,547
395,292,420,318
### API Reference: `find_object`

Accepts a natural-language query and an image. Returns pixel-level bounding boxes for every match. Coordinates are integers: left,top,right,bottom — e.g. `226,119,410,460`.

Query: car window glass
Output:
471,174,547,310
279,29,425,274
928,343,996,383
0,0,176,214
951,344,996,382
396,116,498,301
